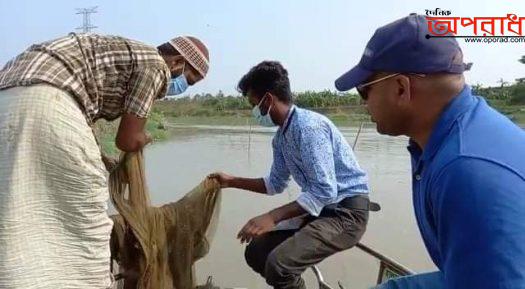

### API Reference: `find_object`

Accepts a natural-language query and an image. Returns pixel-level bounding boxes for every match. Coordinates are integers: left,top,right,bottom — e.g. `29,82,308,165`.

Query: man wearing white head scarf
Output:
0,33,209,288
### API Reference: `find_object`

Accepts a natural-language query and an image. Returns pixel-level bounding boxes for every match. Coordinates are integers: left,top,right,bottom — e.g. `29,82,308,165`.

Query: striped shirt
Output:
0,33,171,124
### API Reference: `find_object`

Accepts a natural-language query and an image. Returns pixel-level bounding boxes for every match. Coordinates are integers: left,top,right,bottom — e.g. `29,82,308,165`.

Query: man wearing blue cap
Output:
335,14,525,289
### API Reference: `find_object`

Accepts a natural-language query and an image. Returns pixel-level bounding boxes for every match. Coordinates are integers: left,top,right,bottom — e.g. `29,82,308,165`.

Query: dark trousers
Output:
244,202,369,289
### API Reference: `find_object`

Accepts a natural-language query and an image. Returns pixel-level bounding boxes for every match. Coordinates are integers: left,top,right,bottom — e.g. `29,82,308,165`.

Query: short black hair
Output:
157,42,181,57
237,61,292,103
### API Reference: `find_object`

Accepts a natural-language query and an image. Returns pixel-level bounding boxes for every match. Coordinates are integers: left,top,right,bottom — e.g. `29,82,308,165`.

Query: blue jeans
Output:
374,272,444,289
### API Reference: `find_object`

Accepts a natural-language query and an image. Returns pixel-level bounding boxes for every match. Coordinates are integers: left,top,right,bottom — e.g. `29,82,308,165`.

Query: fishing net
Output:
108,151,221,289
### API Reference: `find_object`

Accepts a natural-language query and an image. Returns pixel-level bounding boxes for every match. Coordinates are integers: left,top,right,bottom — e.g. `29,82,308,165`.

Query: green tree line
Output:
160,83,524,111
160,90,362,111
472,56,525,105
159,55,525,114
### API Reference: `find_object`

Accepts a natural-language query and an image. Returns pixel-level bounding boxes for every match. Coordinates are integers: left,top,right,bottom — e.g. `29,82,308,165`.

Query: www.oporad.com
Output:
464,37,525,43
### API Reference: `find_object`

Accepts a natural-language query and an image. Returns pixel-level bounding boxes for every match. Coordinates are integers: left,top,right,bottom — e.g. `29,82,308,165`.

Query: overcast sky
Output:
1,0,524,95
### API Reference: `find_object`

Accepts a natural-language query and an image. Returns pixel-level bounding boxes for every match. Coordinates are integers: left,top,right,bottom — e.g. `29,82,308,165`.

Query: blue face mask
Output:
252,95,276,127
167,74,189,96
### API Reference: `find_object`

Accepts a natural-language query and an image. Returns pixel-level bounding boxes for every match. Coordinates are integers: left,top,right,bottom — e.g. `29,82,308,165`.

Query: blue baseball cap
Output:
335,13,471,91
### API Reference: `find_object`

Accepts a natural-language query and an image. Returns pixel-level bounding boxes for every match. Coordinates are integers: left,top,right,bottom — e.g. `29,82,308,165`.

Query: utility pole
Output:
76,7,98,33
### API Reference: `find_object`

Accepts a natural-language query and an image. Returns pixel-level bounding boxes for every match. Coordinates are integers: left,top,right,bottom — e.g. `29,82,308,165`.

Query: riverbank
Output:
93,103,373,156
94,103,525,157
165,107,371,126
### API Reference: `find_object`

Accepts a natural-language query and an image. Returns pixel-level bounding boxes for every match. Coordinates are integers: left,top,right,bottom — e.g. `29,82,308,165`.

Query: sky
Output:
1,0,524,95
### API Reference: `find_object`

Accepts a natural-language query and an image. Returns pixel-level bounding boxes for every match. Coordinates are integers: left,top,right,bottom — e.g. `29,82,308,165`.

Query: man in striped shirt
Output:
0,33,209,288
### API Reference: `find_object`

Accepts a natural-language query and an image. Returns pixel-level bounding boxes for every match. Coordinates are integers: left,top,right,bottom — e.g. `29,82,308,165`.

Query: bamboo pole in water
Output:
352,122,364,150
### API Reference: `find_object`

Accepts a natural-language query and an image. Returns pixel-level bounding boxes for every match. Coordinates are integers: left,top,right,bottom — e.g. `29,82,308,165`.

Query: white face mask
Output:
251,94,276,127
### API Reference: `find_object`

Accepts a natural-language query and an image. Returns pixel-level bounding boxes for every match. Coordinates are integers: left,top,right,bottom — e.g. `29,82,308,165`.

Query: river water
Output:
142,125,436,289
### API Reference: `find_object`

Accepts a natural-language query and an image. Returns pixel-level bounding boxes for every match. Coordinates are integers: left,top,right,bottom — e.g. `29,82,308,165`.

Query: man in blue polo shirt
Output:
335,14,525,289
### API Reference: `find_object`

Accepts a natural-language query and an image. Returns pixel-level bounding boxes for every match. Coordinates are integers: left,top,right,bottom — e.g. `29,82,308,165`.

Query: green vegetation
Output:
467,56,525,122
154,90,367,126
510,84,525,105
472,83,525,123
154,84,524,126
156,90,359,115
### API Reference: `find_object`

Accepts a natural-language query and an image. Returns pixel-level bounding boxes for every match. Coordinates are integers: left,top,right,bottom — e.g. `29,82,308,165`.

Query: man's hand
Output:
237,213,276,244
208,172,235,188
101,154,119,173
116,113,150,152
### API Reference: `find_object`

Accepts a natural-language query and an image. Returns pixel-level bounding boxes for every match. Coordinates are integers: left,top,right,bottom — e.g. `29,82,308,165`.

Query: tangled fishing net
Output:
108,151,221,289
